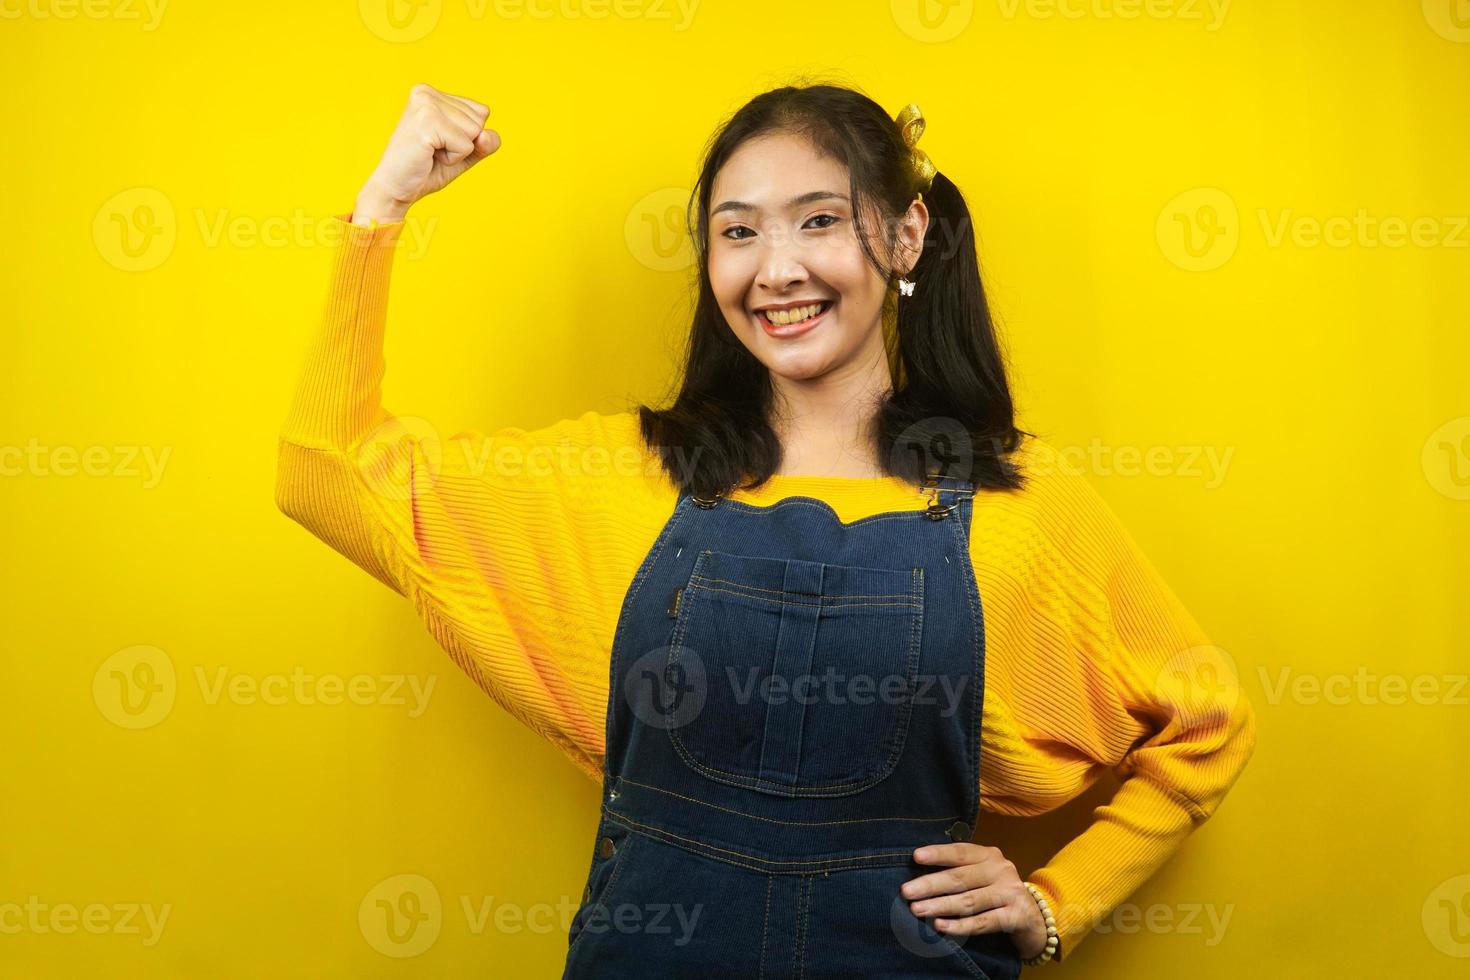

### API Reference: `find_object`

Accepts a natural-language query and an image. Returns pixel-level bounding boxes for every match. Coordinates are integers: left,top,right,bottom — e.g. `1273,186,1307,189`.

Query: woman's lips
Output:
758,300,833,339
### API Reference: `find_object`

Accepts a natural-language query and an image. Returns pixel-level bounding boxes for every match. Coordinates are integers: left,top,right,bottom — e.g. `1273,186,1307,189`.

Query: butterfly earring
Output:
898,275,916,297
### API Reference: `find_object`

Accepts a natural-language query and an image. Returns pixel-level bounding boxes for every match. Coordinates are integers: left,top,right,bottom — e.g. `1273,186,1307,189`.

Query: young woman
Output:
276,82,1255,977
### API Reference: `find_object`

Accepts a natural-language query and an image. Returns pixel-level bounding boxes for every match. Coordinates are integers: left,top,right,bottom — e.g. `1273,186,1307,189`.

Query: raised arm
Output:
274,84,670,779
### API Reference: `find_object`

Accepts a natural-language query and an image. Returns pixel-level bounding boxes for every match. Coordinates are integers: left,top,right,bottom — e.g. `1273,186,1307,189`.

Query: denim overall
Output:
562,478,1023,979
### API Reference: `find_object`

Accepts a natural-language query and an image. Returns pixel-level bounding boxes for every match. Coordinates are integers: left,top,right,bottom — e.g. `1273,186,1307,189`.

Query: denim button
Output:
598,836,617,859
947,821,970,841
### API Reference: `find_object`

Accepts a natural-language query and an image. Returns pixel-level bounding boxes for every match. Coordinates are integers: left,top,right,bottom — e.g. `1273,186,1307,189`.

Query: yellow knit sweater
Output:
274,214,1256,962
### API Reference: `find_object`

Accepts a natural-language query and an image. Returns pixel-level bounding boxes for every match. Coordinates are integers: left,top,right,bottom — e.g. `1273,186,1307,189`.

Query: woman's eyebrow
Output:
711,191,849,217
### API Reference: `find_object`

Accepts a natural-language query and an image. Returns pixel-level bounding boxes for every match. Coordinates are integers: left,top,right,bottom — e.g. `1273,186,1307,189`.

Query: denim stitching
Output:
757,874,772,980
564,831,637,963
689,580,921,609
613,775,961,826
716,497,932,527
605,814,918,872
665,559,925,795
795,874,811,980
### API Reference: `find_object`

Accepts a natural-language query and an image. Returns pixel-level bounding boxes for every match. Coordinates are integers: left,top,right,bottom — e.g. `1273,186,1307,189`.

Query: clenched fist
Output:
352,83,500,226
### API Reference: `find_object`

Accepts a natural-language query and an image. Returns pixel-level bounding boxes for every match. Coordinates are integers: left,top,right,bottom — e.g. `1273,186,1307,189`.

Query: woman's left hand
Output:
901,843,1050,960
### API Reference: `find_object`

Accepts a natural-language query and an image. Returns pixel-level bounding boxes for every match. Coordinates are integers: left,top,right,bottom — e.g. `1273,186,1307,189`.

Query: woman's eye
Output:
721,215,840,242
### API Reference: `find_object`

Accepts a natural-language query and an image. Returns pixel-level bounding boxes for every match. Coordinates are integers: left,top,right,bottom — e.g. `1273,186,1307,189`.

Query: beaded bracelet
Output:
1020,882,1059,966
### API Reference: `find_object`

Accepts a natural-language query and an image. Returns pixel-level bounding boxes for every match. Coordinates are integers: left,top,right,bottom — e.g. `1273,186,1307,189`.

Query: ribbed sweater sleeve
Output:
274,213,674,780
970,443,1257,961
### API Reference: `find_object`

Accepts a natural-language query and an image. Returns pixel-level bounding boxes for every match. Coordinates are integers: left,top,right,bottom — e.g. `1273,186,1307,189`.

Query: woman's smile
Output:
756,298,835,339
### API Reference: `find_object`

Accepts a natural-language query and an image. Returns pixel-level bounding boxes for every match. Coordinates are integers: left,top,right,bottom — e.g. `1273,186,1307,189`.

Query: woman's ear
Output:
896,197,929,276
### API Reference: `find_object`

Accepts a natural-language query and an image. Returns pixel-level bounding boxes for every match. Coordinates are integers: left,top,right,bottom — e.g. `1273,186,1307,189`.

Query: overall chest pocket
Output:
665,549,925,797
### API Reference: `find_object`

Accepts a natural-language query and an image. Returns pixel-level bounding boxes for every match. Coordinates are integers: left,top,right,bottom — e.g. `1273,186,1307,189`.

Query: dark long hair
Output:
637,81,1032,498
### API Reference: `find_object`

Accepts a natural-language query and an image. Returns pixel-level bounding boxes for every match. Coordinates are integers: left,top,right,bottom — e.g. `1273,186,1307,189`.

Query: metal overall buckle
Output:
689,487,725,509
920,471,974,520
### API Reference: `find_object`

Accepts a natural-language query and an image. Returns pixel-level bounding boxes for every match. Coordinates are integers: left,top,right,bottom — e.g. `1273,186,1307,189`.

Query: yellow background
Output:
2,0,1467,975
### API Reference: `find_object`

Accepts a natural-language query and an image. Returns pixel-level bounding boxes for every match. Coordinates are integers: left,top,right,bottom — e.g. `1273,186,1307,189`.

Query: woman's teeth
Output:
761,302,828,325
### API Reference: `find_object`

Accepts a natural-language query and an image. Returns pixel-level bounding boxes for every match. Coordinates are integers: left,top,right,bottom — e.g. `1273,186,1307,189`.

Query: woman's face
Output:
707,132,923,385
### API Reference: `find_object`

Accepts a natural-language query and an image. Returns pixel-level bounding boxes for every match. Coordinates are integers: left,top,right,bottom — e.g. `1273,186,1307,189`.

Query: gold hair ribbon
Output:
895,102,936,199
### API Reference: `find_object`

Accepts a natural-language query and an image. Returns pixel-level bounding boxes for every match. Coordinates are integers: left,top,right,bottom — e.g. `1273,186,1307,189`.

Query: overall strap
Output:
919,472,976,521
